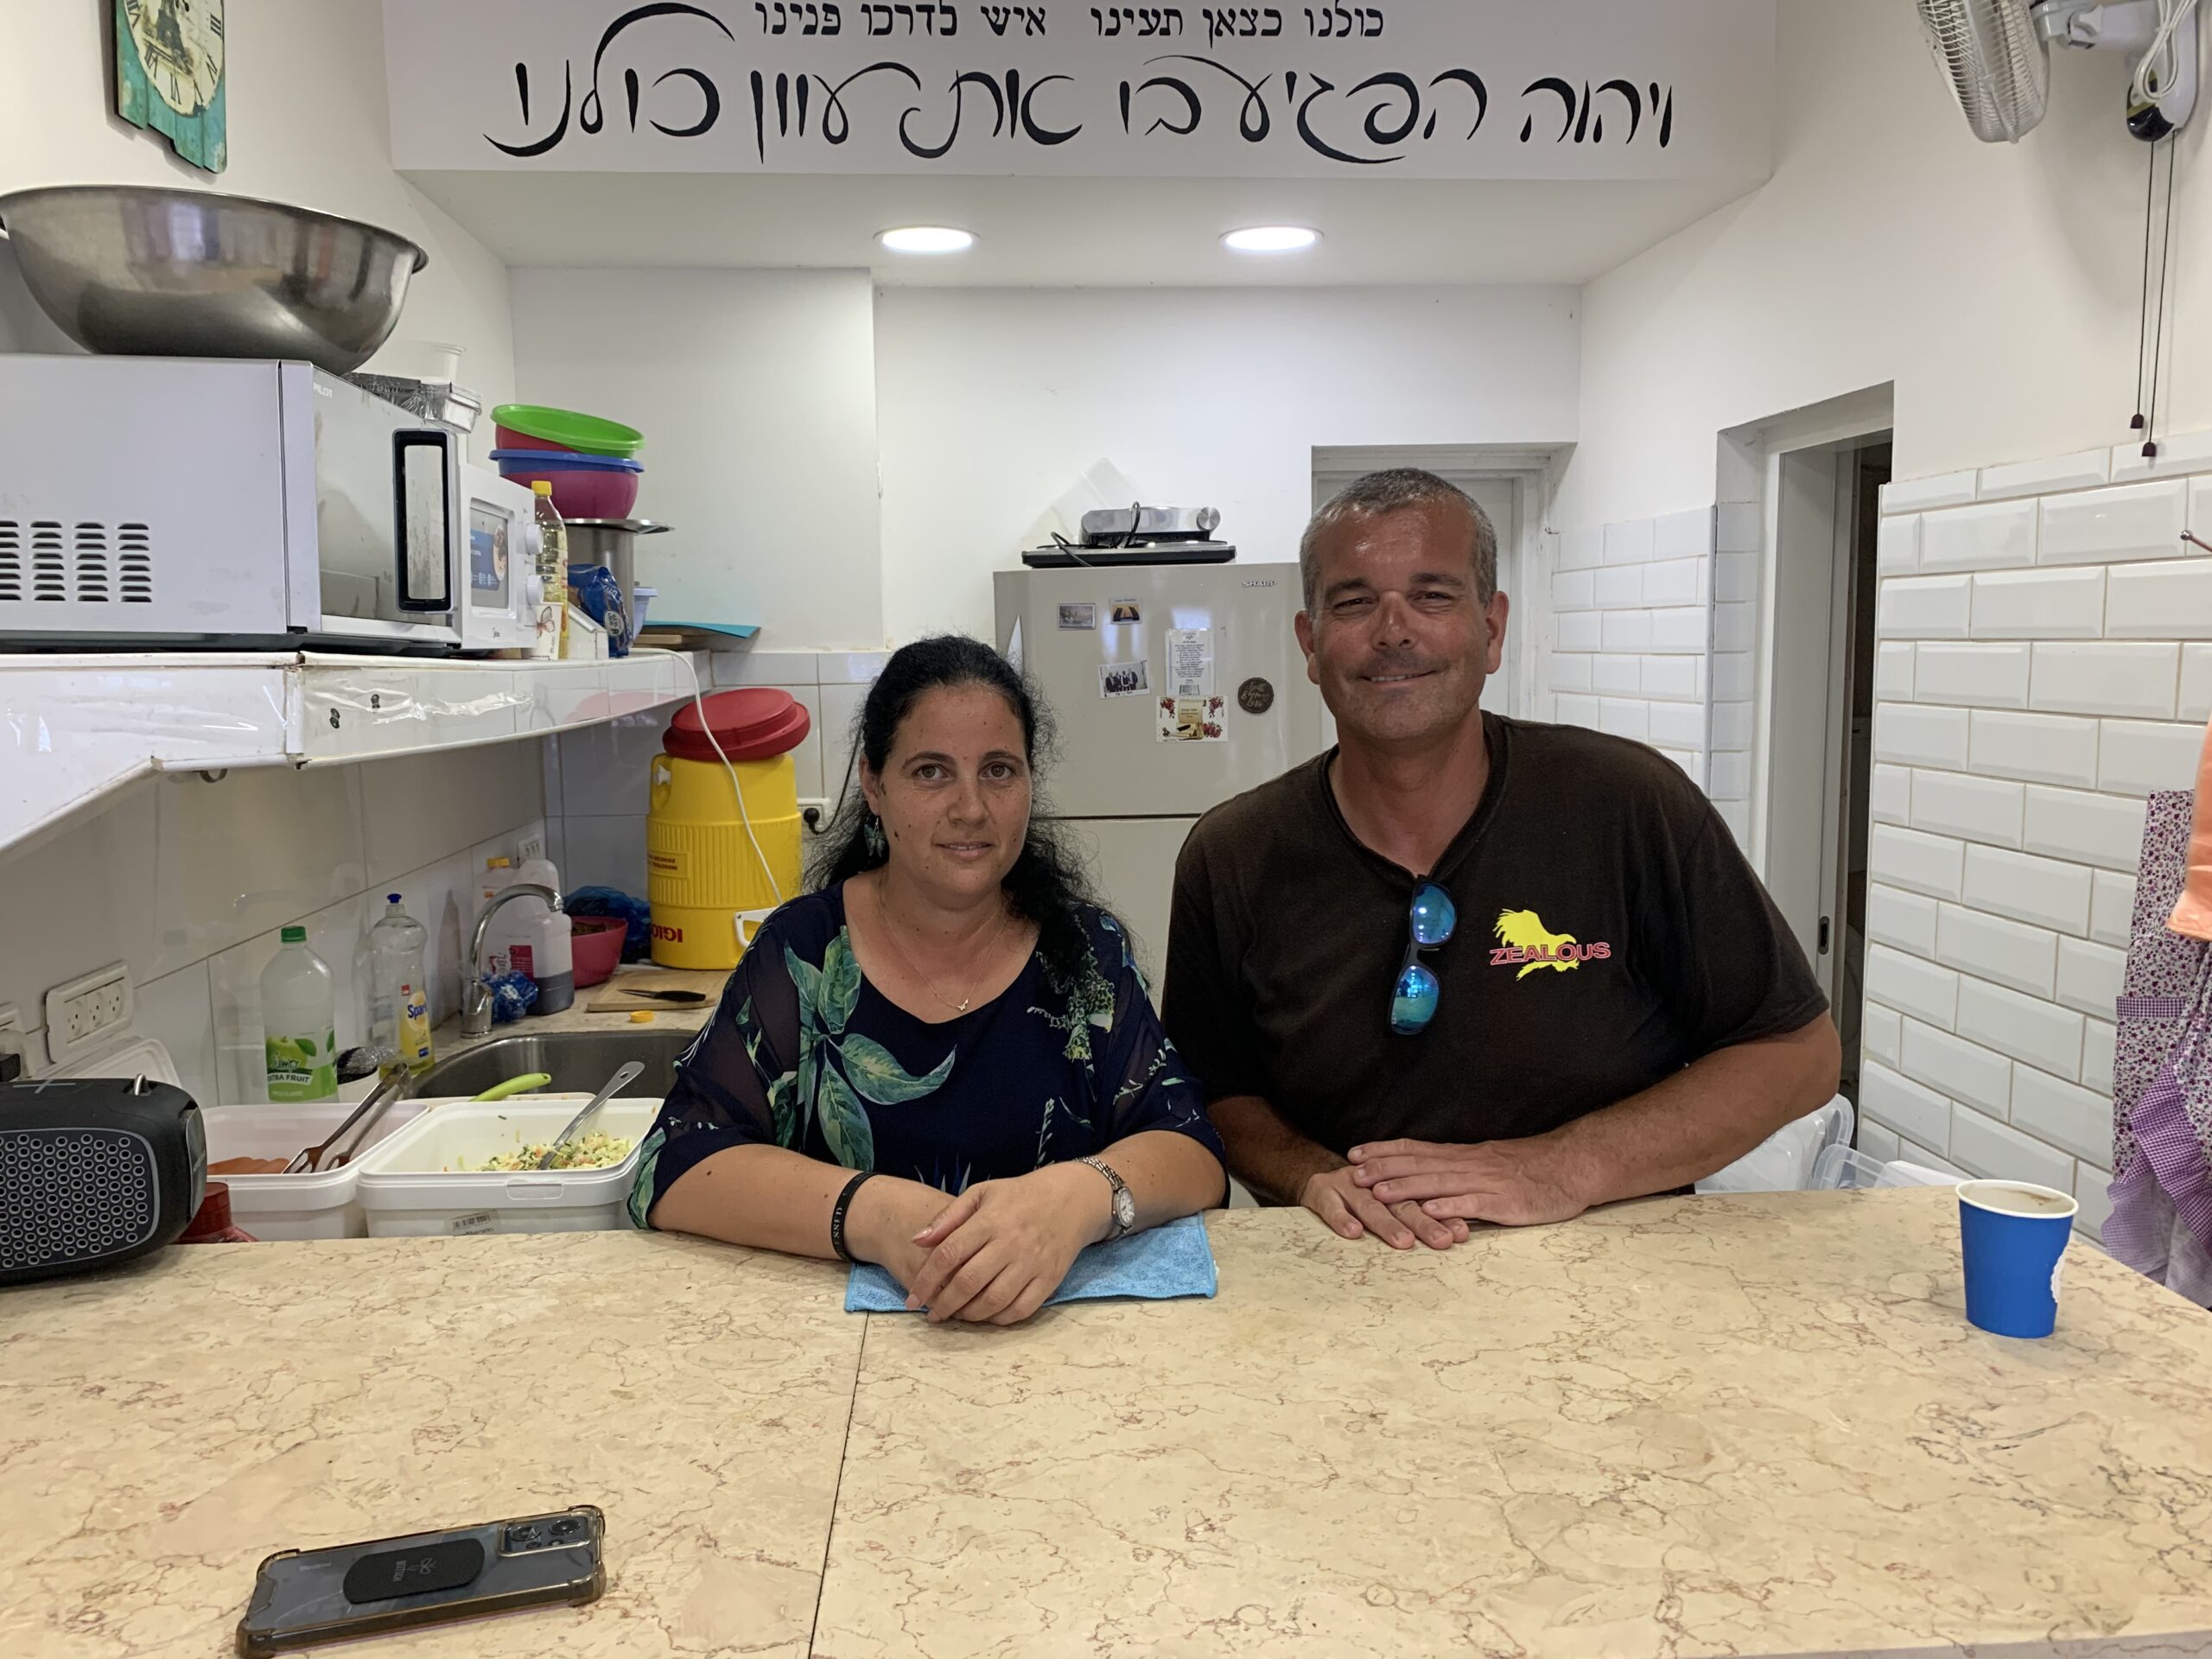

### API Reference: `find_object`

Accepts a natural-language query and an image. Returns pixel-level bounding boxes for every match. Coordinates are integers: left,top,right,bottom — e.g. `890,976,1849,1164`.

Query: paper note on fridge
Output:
1166,629,1213,698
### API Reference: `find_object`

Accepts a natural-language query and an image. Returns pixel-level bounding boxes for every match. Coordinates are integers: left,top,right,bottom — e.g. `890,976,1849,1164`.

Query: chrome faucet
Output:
462,882,562,1038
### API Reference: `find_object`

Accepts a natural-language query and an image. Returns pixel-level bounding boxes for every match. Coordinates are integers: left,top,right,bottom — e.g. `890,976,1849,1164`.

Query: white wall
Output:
0,3,514,428
0,747,545,1109
1552,0,2212,1231
1557,3,2212,529
876,286,1580,642
509,270,884,652
1860,454,2212,1242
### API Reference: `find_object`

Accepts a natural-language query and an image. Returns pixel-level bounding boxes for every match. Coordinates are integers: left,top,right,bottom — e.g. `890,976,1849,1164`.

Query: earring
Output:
863,813,888,860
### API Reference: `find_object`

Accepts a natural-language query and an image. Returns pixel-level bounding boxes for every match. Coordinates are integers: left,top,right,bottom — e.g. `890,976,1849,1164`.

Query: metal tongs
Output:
284,1071,407,1173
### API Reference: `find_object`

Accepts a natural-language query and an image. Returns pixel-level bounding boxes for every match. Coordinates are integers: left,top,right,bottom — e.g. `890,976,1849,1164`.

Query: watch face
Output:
1112,1188,1136,1230
127,0,223,117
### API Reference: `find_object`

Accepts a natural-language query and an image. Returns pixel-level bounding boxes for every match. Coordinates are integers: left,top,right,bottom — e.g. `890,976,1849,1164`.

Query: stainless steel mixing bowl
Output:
0,184,429,375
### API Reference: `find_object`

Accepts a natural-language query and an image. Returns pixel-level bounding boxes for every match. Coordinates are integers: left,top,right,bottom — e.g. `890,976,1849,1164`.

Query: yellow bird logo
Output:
1492,909,1586,979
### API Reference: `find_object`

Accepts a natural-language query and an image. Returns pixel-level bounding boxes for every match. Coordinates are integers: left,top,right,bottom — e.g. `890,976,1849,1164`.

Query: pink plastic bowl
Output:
494,455,641,520
494,424,581,455
570,916,627,988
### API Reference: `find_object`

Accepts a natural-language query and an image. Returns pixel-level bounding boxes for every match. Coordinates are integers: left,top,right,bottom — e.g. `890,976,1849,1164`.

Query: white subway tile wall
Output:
1917,499,2036,574
0,750,547,1104
1872,452,2212,1237
1548,510,1715,797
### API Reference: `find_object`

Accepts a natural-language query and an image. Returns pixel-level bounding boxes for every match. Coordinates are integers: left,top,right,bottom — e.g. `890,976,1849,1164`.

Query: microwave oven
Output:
0,355,537,653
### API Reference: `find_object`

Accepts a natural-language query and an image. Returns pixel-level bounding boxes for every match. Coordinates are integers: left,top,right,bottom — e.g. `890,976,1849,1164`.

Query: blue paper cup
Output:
1957,1179,2078,1338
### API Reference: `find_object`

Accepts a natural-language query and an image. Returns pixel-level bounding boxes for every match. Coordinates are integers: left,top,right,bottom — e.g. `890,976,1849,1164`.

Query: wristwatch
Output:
1079,1156,1136,1241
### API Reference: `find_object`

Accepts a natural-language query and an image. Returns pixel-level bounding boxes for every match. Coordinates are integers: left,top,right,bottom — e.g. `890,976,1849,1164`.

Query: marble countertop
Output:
8,1191,2212,1658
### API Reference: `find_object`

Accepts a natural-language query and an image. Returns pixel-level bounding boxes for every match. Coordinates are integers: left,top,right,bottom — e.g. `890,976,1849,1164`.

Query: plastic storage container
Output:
352,1096,659,1236
1695,1095,1856,1194
200,1099,434,1239
647,689,810,969
1810,1145,1961,1191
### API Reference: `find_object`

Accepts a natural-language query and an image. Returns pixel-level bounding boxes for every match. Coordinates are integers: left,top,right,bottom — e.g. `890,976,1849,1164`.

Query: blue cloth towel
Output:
845,1213,1217,1313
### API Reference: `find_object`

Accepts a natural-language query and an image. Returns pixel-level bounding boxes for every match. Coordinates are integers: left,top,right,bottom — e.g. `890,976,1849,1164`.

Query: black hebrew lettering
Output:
1120,69,1201,134
1424,67,1485,139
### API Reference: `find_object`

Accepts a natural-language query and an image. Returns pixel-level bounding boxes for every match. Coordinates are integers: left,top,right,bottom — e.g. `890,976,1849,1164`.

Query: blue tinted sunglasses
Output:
1389,880,1458,1036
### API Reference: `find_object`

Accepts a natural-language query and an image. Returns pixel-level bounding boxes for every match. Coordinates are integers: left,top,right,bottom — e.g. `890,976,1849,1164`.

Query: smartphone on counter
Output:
234,1505,605,1656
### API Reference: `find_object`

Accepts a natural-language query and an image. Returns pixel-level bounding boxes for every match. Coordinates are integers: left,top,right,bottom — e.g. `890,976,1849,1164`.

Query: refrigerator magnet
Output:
1099,662,1151,697
1109,601,1142,625
1058,602,1097,630
1158,695,1227,742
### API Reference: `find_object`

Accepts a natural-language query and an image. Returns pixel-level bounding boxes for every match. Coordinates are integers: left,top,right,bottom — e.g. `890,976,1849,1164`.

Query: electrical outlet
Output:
799,798,831,836
43,963,134,1065
517,831,546,863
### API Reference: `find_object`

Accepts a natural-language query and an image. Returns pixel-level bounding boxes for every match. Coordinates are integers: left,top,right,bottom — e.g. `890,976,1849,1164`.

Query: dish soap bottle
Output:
531,481,568,662
261,926,338,1103
366,893,435,1077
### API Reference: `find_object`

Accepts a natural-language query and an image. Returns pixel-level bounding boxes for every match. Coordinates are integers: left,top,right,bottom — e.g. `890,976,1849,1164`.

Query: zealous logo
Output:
1490,909,1612,980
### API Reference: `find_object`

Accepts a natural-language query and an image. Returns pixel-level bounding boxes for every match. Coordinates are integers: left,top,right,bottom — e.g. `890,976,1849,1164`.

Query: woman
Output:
631,635,1227,1324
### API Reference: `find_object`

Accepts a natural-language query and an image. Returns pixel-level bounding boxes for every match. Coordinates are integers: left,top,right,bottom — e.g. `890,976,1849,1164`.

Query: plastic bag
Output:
568,563,632,658
566,886,652,962
483,971,539,1024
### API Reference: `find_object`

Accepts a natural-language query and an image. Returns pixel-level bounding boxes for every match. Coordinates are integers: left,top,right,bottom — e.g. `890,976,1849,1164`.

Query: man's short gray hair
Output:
1299,468,1497,611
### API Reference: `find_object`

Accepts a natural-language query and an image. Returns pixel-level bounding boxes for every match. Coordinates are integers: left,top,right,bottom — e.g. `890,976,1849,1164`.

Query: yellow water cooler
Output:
647,689,811,969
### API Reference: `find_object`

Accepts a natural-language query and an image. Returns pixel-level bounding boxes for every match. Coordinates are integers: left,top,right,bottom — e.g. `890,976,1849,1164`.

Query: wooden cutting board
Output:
587,969,730,1012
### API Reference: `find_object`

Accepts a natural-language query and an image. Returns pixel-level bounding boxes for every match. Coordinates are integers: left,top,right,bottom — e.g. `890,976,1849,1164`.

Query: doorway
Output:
1764,436,1890,1109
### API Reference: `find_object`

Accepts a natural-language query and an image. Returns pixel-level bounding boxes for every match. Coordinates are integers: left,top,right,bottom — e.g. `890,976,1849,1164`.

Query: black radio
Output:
0,1077,206,1286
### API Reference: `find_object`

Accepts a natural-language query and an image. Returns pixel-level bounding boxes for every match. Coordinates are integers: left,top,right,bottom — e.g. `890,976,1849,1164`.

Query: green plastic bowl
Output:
492,403,645,459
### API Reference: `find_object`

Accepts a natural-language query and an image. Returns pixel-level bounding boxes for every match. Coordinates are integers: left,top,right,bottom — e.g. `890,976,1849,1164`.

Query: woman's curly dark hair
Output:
810,634,1102,979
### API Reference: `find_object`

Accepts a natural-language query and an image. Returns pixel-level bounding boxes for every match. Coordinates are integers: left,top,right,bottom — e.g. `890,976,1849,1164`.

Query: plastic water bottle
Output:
366,893,435,1077
260,926,337,1103
531,481,568,661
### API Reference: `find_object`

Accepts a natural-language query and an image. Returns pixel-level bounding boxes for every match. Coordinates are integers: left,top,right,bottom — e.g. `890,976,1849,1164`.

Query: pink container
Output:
495,424,580,455
570,916,627,988
492,449,643,520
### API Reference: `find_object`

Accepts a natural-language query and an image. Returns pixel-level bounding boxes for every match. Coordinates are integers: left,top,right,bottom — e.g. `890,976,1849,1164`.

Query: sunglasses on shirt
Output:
1390,880,1458,1036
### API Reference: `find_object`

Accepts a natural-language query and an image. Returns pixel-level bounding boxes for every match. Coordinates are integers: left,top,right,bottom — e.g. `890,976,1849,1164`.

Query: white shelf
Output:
0,649,702,858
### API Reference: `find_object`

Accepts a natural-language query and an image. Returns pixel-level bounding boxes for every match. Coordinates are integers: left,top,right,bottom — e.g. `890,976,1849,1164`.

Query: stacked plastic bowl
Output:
491,404,645,519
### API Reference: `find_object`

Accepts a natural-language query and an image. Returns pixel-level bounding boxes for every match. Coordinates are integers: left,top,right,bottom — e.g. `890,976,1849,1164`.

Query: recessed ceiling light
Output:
878,226,976,254
1223,225,1320,253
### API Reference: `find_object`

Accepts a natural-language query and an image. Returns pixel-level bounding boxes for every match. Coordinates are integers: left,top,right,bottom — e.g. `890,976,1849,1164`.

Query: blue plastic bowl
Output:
489,447,644,474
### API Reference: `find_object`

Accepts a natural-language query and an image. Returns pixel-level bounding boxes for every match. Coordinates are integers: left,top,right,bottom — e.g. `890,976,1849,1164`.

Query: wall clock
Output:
115,0,226,174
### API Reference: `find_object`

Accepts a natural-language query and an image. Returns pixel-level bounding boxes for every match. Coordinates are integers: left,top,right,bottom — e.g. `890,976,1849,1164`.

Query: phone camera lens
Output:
550,1517,582,1538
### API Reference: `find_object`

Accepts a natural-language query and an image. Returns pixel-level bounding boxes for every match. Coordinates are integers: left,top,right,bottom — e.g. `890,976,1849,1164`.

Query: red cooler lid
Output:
664,688,811,763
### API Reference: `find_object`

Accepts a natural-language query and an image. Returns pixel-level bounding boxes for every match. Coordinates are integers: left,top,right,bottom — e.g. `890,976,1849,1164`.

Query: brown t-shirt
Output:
1163,713,1827,1155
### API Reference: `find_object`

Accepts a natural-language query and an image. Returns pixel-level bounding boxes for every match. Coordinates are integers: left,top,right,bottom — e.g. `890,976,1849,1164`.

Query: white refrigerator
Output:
995,561,1331,985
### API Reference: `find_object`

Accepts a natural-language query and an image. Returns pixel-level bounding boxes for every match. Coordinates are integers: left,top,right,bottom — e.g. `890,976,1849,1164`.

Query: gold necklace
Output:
872,881,1013,1015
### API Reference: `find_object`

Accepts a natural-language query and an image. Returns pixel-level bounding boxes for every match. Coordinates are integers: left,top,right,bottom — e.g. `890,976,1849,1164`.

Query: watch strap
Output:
1079,1155,1134,1240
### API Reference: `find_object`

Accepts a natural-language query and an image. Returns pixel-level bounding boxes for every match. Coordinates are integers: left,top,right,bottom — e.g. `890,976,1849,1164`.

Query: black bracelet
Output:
830,1170,877,1263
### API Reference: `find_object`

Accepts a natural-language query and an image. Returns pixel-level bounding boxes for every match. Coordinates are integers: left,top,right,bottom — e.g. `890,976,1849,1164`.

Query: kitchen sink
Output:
400,1028,697,1102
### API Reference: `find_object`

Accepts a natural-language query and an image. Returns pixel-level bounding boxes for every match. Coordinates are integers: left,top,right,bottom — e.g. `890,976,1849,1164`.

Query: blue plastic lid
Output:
490,448,645,474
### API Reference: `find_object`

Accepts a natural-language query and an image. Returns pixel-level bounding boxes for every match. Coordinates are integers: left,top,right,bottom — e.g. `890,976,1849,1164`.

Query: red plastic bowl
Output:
570,916,628,988
496,457,641,520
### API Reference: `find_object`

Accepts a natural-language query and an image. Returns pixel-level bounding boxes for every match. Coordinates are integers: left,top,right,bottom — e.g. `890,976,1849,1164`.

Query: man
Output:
1164,470,1839,1251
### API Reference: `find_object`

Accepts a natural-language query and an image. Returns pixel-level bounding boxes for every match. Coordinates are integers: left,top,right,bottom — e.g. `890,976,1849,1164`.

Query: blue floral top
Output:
629,885,1226,1225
